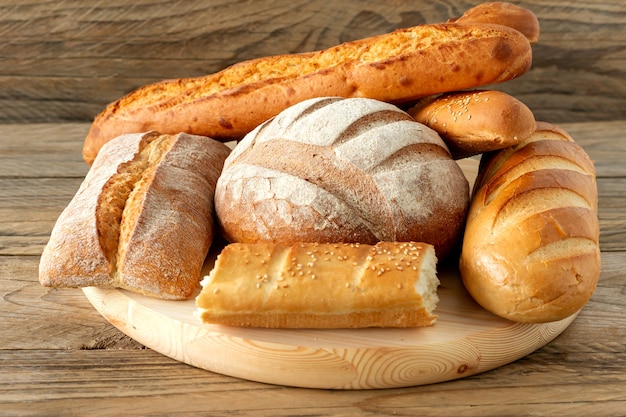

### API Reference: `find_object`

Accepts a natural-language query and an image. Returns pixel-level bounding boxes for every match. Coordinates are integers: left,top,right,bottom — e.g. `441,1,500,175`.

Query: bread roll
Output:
82,18,532,164
460,122,600,322
39,131,231,300
449,2,540,44
408,90,536,159
214,97,470,260
196,241,439,328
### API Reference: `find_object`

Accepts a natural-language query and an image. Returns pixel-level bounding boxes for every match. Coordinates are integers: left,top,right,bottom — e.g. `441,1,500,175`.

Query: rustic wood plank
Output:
0,0,624,124
0,344,624,416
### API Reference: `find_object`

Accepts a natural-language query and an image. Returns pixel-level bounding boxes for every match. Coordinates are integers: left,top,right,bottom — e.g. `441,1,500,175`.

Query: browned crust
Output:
449,1,540,44
196,241,439,328
39,132,231,300
213,97,469,260
83,22,531,164
408,90,537,159
459,123,600,323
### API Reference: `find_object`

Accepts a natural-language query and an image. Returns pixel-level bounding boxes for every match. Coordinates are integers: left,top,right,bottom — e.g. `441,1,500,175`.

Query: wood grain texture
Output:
0,0,624,125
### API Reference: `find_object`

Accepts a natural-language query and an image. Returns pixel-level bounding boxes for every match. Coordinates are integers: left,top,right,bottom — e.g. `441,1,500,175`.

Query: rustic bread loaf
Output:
196,241,439,328
408,90,536,159
82,17,533,164
39,131,231,300
460,122,600,322
214,97,470,260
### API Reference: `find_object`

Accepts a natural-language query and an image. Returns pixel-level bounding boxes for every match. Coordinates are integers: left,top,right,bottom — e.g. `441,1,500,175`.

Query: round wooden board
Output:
81,158,579,389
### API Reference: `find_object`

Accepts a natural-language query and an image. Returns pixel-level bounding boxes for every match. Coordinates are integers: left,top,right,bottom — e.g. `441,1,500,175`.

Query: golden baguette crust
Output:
459,122,600,323
83,21,532,164
449,1,540,44
39,131,231,300
214,97,469,260
408,90,536,159
196,241,439,328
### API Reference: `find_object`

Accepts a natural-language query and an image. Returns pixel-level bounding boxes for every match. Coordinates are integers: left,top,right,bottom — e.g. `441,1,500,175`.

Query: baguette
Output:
39,131,231,300
449,2,540,44
459,122,600,323
408,90,536,159
196,241,439,328
214,97,470,260
82,18,532,164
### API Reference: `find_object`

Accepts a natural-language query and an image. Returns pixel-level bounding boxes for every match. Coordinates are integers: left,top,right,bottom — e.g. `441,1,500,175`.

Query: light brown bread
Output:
408,90,536,159
449,1,540,44
39,131,231,300
214,97,470,260
82,19,532,164
459,122,600,323
196,241,439,328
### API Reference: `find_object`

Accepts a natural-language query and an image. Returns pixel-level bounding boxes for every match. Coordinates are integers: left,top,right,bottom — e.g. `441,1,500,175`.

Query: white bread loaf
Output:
39,131,231,300
214,97,470,259
196,241,439,328
460,122,600,322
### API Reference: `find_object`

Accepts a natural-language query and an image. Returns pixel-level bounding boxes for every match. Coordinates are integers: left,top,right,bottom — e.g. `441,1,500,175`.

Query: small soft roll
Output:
214,97,470,260
39,131,231,300
408,90,536,159
460,122,601,323
196,241,439,328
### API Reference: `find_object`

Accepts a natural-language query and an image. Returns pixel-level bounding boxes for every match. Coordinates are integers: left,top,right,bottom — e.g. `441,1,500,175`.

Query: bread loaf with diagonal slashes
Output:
460,122,601,322
39,131,231,300
214,97,470,260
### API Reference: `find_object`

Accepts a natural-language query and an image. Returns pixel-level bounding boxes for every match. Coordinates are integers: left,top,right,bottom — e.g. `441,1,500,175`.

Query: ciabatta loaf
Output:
82,15,533,164
214,97,470,260
196,241,439,328
39,131,231,300
408,90,536,159
460,122,600,322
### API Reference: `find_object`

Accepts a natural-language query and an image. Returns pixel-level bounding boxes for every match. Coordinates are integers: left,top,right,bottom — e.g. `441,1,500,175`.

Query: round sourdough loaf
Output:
214,97,469,259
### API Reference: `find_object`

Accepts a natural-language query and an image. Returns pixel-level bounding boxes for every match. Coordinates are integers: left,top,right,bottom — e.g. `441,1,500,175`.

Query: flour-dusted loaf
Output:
408,90,536,159
39,131,231,300
214,97,470,260
196,241,439,328
82,9,533,164
460,122,600,322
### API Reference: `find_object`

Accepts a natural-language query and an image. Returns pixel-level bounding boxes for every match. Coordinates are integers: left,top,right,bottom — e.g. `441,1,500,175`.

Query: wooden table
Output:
1,0,625,414
1,120,624,415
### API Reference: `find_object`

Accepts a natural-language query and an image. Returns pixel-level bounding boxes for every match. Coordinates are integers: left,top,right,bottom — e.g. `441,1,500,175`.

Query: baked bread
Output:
39,131,231,300
459,122,600,322
82,17,532,164
449,1,540,44
214,97,470,260
196,241,439,328
408,90,536,159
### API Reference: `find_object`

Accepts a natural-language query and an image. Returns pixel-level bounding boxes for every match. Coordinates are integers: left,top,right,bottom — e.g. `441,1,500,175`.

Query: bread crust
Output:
449,1,540,44
82,21,532,164
214,97,469,260
408,90,537,159
196,241,439,328
39,131,231,300
459,122,600,323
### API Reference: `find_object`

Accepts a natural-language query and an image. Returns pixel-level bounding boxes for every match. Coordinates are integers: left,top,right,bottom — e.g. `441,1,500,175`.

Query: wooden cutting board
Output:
82,159,579,389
